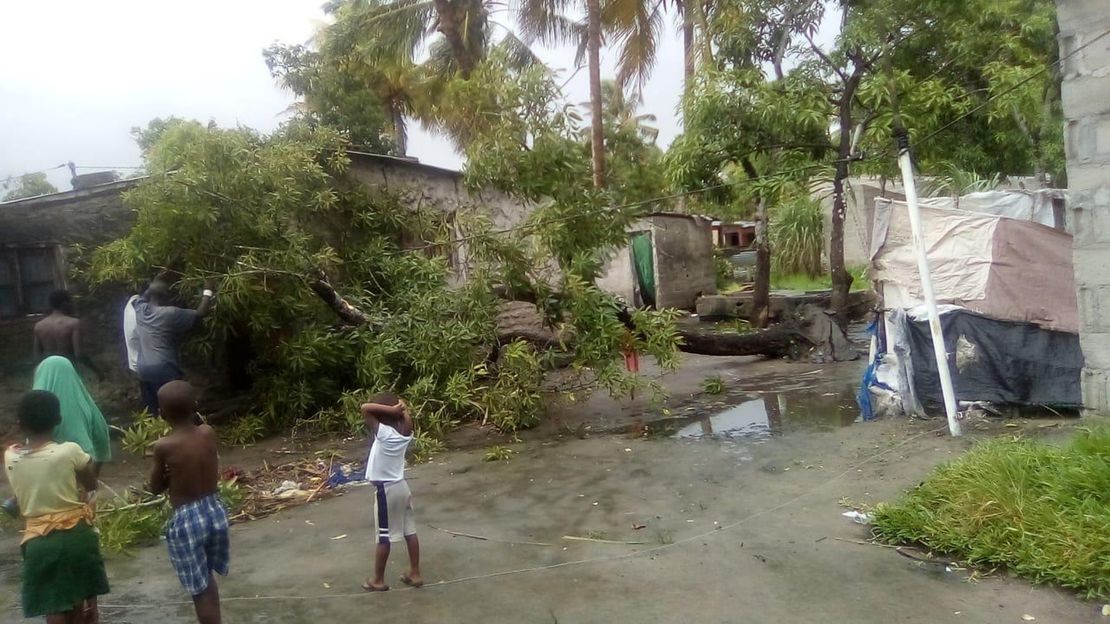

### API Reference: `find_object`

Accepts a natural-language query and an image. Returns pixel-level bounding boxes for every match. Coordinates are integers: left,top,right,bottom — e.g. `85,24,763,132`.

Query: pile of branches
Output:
223,453,362,524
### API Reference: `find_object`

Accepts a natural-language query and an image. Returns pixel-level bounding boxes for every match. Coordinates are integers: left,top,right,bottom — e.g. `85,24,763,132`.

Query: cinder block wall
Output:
651,214,716,310
1057,0,1110,410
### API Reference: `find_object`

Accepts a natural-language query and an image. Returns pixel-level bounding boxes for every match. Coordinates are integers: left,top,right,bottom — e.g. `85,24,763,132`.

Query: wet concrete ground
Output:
1,358,1105,623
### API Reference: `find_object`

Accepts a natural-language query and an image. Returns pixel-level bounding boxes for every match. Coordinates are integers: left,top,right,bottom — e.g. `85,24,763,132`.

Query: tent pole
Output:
884,45,960,436
895,141,961,436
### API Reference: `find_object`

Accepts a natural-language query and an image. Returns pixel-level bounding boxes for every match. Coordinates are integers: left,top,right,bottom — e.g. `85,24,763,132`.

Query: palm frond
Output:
494,28,547,69
607,0,666,90
328,0,438,62
514,0,582,44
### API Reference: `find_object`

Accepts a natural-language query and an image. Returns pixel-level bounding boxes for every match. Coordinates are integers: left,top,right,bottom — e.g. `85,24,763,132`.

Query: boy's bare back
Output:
152,424,219,508
33,314,80,359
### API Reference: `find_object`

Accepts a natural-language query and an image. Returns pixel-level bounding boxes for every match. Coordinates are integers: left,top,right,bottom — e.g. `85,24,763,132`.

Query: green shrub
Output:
714,253,735,290
701,375,725,395
872,427,1110,598
770,197,824,277
483,445,515,462
121,409,170,456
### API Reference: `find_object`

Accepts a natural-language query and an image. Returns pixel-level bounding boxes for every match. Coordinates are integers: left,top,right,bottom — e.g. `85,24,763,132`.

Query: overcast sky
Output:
0,1,836,193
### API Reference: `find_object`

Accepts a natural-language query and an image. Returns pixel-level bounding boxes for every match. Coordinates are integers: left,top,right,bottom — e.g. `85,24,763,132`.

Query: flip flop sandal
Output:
401,575,424,588
362,581,390,592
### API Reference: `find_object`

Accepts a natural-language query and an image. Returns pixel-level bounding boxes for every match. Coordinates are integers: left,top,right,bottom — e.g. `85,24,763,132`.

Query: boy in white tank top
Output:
360,393,423,591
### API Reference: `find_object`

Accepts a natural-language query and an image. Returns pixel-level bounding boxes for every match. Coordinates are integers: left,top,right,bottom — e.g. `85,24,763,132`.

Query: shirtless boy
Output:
33,290,102,380
149,381,228,624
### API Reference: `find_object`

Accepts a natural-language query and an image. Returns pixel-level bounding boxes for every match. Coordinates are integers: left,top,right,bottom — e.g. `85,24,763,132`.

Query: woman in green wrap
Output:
32,355,112,475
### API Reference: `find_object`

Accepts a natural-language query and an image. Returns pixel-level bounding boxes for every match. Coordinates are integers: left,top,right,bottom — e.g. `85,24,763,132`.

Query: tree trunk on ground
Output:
586,0,606,189
432,0,476,78
829,74,860,329
313,272,821,361
390,104,407,156
676,321,811,358
752,198,771,328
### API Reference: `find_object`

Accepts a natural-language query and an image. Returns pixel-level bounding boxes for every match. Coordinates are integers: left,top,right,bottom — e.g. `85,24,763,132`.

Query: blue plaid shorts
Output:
165,494,230,596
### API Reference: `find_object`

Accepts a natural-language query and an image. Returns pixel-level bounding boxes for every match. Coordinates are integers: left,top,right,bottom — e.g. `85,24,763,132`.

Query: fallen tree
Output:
676,321,812,357
89,115,682,442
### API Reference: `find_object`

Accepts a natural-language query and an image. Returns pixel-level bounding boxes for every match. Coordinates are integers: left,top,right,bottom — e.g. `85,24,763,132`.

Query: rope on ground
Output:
96,422,950,611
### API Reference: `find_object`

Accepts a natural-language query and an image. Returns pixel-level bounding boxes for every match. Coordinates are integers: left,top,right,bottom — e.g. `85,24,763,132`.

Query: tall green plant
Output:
770,196,823,277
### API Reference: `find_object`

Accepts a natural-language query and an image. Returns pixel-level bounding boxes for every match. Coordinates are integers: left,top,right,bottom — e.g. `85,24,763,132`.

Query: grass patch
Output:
770,272,831,291
483,445,515,462
872,427,1110,599
701,376,725,395
769,265,869,292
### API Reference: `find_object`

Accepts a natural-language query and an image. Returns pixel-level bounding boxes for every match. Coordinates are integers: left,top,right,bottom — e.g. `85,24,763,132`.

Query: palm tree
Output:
315,3,432,155
325,0,673,187
587,80,659,143
517,0,670,189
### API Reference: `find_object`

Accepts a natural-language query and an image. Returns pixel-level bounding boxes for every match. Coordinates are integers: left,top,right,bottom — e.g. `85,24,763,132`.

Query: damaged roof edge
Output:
0,177,148,208
345,151,463,178
0,150,459,209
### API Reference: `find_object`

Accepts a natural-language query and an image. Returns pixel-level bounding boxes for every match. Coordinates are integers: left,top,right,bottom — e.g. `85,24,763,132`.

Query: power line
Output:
871,26,1110,165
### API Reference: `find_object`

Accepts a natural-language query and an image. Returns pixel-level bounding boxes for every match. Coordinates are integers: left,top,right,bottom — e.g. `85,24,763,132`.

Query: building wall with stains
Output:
1057,0,1110,410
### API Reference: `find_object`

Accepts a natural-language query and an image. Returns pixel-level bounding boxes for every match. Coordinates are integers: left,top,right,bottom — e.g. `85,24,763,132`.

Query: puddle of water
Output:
675,388,860,441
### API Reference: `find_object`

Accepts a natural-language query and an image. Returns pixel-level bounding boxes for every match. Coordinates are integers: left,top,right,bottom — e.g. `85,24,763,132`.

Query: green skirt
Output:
21,521,110,618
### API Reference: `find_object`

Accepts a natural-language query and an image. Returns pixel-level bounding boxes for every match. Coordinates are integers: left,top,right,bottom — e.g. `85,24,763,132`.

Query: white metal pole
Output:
896,150,962,436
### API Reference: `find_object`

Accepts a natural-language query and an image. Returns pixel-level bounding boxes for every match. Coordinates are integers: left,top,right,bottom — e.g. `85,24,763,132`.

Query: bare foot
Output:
401,573,424,588
361,580,390,592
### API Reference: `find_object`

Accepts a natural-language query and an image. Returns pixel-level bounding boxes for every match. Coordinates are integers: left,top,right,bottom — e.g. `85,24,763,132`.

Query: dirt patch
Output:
1,357,1103,623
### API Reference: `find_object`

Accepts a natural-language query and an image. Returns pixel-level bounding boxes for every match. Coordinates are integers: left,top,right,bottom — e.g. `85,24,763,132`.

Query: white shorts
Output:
372,479,417,543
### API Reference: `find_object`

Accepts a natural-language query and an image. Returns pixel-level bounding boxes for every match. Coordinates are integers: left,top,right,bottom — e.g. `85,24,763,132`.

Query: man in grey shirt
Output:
133,278,214,413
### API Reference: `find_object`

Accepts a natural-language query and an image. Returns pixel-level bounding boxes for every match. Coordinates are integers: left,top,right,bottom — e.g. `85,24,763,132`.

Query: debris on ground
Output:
226,455,366,523
841,510,873,525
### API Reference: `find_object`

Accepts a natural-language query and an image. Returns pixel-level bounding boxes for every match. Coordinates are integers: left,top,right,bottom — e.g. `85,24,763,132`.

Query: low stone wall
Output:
696,290,876,323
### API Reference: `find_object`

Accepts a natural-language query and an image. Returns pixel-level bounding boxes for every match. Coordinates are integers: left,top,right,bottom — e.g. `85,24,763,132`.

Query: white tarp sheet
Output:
916,189,1062,227
871,195,1078,333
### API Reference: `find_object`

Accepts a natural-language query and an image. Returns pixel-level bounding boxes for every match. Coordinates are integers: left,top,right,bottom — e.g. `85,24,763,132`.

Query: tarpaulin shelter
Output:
860,192,1082,418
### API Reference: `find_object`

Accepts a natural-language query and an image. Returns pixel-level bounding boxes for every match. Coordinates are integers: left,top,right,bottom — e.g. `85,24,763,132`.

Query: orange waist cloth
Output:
22,504,95,545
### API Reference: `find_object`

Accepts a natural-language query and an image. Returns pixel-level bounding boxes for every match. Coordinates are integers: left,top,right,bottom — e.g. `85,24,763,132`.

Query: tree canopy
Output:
666,0,1064,323
91,78,680,442
3,172,58,201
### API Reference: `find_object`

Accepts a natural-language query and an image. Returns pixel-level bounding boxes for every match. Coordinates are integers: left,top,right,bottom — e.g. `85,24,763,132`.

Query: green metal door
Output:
631,232,656,307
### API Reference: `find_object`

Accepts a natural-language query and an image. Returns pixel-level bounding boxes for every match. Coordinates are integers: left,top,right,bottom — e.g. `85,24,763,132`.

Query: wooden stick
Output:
305,461,333,504
99,496,167,514
833,537,902,549
562,535,646,545
427,524,553,547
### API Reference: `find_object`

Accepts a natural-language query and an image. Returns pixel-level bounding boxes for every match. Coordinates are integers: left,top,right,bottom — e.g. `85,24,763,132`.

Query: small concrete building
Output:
711,220,755,249
597,213,717,310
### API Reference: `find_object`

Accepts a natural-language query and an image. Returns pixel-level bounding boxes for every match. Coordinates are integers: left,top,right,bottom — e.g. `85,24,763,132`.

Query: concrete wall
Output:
652,214,716,309
816,177,905,269
0,179,140,246
596,241,639,305
598,214,716,310
1057,0,1110,411
348,153,528,230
